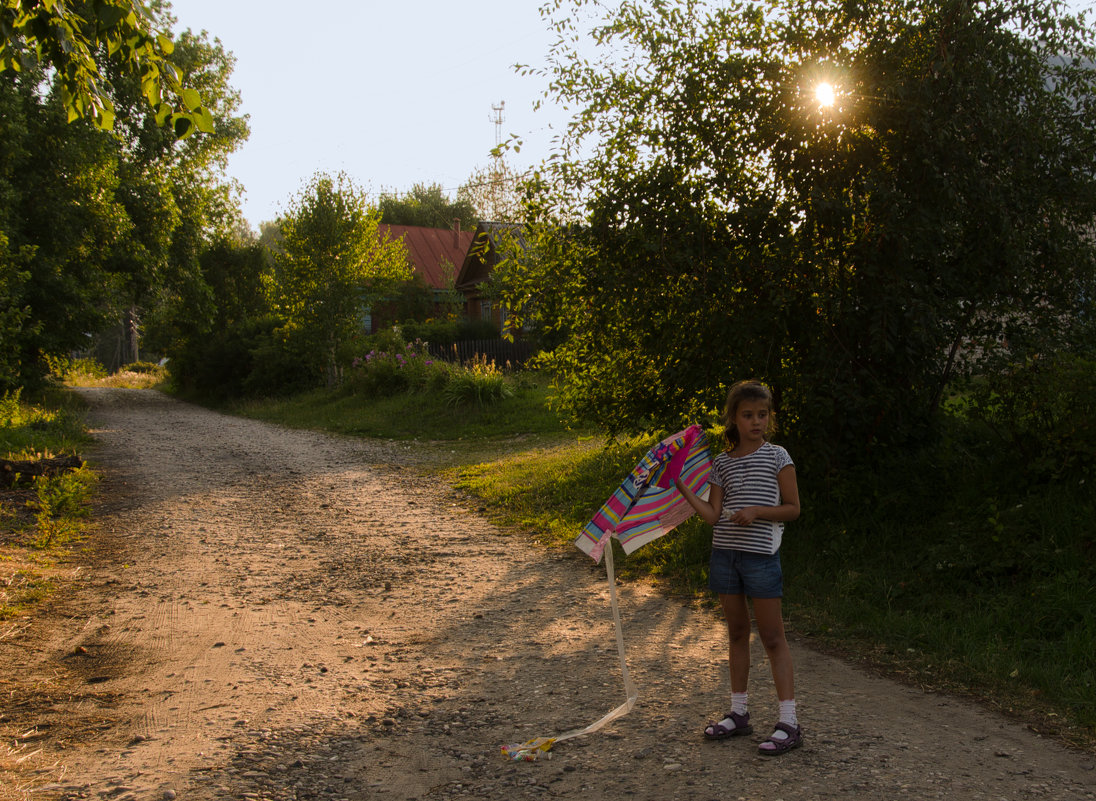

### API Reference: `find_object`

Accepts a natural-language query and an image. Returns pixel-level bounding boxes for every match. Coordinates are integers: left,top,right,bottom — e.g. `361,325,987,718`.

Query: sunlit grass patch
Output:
65,360,168,389
1,389,95,619
234,371,574,446
0,569,54,620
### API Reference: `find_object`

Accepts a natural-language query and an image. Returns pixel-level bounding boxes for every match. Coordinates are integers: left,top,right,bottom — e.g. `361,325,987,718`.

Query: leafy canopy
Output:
0,14,248,388
0,0,211,136
379,182,478,231
502,0,1096,467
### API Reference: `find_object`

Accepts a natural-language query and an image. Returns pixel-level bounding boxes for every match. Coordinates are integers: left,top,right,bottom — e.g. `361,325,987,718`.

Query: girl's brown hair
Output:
722,380,775,450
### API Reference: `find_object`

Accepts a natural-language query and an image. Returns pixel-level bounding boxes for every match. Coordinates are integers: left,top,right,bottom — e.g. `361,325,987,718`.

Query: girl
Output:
674,380,802,755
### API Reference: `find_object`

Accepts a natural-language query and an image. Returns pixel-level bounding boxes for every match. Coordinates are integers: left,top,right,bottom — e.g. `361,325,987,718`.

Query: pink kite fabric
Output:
576,424,712,563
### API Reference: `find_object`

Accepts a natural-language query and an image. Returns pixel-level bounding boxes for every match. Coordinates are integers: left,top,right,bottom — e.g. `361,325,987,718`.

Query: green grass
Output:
0,570,55,620
1,386,97,620
0,386,90,458
230,373,574,445
149,375,1096,750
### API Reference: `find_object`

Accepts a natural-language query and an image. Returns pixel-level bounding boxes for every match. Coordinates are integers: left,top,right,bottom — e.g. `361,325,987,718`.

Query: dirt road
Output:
1,388,1093,801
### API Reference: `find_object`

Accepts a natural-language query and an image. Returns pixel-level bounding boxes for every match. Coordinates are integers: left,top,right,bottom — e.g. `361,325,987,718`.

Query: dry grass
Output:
65,368,166,390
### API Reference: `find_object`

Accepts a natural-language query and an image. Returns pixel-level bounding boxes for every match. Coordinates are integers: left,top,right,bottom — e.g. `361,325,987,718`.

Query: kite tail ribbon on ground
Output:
502,425,712,760
501,544,636,761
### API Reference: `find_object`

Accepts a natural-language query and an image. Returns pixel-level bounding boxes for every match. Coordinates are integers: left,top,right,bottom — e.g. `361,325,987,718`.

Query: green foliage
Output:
0,0,211,135
168,315,317,400
506,0,1096,470
235,370,565,443
0,17,249,389
0,388,23,429
0,232,36,391
786,437,1095,732
0,387,89,458
0,64,130,387
276,172,413,386
125,360,162,374
958,353,1096,483
29,466,96,547
343,337,452,398
379,182,478,231
58,357,109,381
0,388,94,621
398,317,500,346
159,236,272,394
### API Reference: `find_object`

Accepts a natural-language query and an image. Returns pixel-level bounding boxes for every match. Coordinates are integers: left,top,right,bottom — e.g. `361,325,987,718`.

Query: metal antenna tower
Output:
491,100,506,150
488,101,506,219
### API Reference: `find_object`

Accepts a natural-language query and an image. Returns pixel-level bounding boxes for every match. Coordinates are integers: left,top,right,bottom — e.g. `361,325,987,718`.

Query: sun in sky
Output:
814,81,837,108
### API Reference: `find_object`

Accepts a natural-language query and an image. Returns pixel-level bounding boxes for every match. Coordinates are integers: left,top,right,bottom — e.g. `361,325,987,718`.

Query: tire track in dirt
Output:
0,388,1093,801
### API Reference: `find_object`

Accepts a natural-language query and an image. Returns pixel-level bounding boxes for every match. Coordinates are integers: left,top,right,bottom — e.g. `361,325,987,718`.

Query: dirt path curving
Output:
1,388,1093,801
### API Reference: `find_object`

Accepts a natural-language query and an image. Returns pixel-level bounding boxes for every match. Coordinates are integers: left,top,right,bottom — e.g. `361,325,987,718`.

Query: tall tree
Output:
502,0,1096,465
118,21,251,362
378,182,478,230
0,6,249,385
276,172,412,385
0,62,133,385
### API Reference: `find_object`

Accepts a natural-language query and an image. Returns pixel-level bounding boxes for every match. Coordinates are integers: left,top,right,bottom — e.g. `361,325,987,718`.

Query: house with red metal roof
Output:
368,222,475,332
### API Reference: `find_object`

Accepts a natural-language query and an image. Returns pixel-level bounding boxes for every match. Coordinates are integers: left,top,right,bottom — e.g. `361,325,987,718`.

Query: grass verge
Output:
0,386,96,620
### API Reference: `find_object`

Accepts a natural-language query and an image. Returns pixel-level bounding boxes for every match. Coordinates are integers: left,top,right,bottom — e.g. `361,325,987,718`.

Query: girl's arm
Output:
729,465,801,525
674,478,723,526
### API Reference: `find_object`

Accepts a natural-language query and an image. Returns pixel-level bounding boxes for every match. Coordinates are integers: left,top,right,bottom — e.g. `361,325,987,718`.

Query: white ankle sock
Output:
770,699,798,740
731,692,748,716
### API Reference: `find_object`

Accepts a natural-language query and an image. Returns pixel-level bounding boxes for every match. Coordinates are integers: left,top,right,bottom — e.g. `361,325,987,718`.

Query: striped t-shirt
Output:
710,442,794,555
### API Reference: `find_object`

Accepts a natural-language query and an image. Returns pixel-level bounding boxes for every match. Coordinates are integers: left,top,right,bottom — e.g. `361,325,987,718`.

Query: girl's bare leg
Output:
751,596,794,700
719,593,752,692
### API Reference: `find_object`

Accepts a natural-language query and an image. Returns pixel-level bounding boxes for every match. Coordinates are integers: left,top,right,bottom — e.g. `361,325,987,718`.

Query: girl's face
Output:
732,399,771,447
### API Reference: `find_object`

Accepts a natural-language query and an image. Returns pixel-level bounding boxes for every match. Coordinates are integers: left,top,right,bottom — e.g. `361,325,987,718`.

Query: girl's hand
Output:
730,506,760,525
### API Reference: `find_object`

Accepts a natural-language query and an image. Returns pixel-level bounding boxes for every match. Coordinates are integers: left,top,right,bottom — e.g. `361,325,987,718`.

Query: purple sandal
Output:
758,722,803,755
703,711,753,740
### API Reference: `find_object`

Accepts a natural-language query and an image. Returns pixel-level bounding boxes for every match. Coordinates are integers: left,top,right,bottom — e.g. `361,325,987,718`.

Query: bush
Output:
125,361,162,374
1,388,88,457
61,357,107,380
0,388,23,428
959,353,1096,483
30,466,97,547
344,336,452,398
398,318,500,346
169,316,320,400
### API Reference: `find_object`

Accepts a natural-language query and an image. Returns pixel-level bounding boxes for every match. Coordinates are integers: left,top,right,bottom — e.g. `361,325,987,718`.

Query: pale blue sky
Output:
169,0,567,228
168,0,1095,230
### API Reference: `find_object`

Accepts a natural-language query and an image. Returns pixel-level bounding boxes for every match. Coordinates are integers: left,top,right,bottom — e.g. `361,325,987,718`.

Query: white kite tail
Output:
554,541,638,742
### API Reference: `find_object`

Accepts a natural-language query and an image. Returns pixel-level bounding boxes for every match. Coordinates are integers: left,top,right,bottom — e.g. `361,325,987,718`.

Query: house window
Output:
481,300,493,323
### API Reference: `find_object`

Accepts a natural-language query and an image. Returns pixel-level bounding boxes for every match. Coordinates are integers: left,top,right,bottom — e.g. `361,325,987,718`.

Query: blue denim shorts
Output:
709,548,783,598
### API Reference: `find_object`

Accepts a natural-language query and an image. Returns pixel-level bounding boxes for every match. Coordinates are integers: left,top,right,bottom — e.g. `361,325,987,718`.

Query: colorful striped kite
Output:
576,424,712,562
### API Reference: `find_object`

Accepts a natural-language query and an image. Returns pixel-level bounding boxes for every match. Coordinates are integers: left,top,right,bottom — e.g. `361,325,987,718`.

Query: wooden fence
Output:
426,339,538,368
